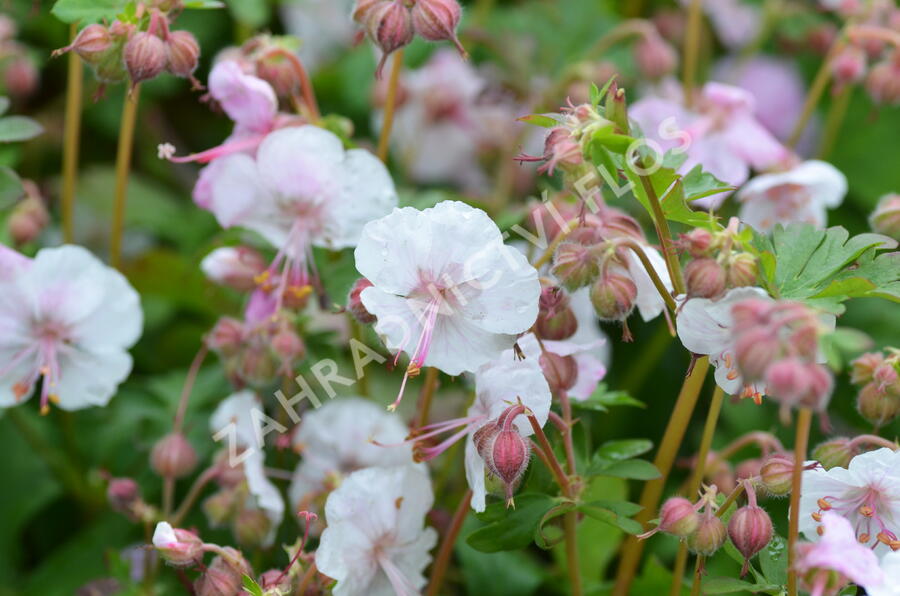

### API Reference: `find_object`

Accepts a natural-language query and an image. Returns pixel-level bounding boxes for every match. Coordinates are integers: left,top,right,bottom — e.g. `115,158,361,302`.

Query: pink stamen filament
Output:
388,297,442,411
165,134,268,164
415,425,475,462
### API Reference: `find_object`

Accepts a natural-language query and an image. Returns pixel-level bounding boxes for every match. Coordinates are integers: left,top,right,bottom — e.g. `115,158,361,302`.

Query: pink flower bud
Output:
728,505,773,576
873,362,900,395
797,363,833,412
684,257,726,299
63,24,113,64
731,298,775,333
759,453,793,496
366,1,415,78
233,507,272,548
271,328,306,364
865,59,900,106
633,33,678,80
108,477,141,516
474,407,531,507
850,352,884,386
735,458,763,482
589,272,637,322
764,358,810,404
810,437,856,470
235,343,279,387
203,489,237,527
678,228,713,257
537,128,584,175
352,0,384,24
260,569,294,593
347,278,377,324
733,327,781,382
208,317,245,357
856,381,900,426
807,23,838,55
539,351,578,394
194,548,252,596
657,497,700,538
4,56,38,98
151,432,198,479
870,193,900,240
124,31,168,84
152,522,204,567
830,45,867,86
166,30,200,78
536,286,578,340
8,195,49,246
201,246,267,292
254,53,297,98
687,512,727,555
411,0,466,56
551,242,600,291
726,253,758,288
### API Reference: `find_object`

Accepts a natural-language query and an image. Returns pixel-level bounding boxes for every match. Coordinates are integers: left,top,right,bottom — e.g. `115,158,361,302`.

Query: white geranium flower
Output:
355,200,541,408
316,465,438,596
210,391,285,547
0,245,142,413
676,287,771,399
870,550,900,596
800,448,900,560
289,397,417,515
737,160,848,233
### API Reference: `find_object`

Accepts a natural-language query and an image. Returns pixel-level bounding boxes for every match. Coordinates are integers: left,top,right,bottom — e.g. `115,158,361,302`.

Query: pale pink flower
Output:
208,60,278,134
794,512,885,596
356,200,541,408
870,550,900,596
698,0,761,50
631,82,789,208
542,335,607,401
737,161,847,233
315,465,438,596
0,245,142,413
800,448,900,559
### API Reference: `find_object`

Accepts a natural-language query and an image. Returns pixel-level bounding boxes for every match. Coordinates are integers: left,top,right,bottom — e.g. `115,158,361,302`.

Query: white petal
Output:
209,390,265,448
626,245,672,322
53,347,133,410
152,522,177,547
208,153,267,228
465,437,488,512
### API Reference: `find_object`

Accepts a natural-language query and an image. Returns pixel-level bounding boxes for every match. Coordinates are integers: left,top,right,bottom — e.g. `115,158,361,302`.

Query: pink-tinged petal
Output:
569,352,607,400
256,126,343,202
721,114,789,172
629,96,697,155
208,61,277,133
796,512,885,587
244,288,278,325
207,153,266,228
465,437,488,512
0,244,29,282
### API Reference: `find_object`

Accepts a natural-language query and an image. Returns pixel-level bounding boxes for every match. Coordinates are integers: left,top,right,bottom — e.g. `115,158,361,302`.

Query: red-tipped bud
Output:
678,228,714,257
475,409,531,507
657,497,700,538
201,246,267,292
366,1,415,77
589,272,637,322
759,454,794,496
166,30,200,78
830,45,867,86
856,381,900,426
124,31,168,84
107,477,141,516
688,512,727,555
194,548,252,596
255,53,297,98
551,242,599,291
684,257,726,298
539,352,578,394
536,286,578,340
233,508,272,548
633,33,677,80
411,0,466,56
152,522,204,567
850,352,885,386
811,437,857,470
728,505,773,575
726,253,758,288
151,432,198,479
865,59,900,106
203,489,237,527
870,193,900,240
733,327,781,382
63,24,113,64
208,317,245,357
348,278,377,324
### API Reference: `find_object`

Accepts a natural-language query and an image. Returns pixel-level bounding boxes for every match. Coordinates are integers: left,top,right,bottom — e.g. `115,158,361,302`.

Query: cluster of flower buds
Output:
870,193,900,240
472,404,532,508
0,15,38,99
535,284,578,340
849,349,900,427
213,35,319,102
731,298,833,417
54,4,200,92
7,180,48,246
194,547,254,596
519,101,615,178
208,314,306,388
352,0,467,77
677,221,759,299
199,451,274,549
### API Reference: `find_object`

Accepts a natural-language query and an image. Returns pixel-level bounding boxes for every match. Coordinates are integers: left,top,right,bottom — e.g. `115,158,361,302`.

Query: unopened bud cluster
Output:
849,349,900,427
677,221,759,300
208,314,307,388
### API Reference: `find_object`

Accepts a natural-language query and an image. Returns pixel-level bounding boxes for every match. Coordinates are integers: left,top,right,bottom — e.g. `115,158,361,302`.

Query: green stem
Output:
171,467,216,526
416,367,440,428
689,555,704,596
637,170,685,295
528,416,571,495
426,489,472,596
682,0,703,109
787,408,812,596
376,50,404,163
615,238,677,314
61,23,83,244
787,45,838,148
612,357,710,596
565,509,583,596
715,482,746,519
110,85,141,269
816,84,852,160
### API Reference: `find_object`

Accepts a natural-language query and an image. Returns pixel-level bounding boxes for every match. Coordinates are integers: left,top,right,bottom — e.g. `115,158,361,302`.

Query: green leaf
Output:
701,576,782,594
534,502,576,549
241,574,264,596
517,113,559,128
51,0,127,23
573,383,645,412
681,164,734,203
758,534,788,586
467,494,557,552
0,116,43,143
457,518,546,596
184,0,225,7
0,165,22,208
587,455,660,480
578,501,643,534
596,439,653,462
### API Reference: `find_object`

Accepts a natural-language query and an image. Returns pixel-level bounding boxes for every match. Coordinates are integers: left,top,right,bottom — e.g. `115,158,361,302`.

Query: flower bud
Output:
589,272,637,322
64,24,113,64
151,432,198,479
260,569,294,593
366,1,415,78
4,56,38,98
551,242,599,291
201,246,267,292
657,497,699,538
735,458,763,482
633,33,677,80
873,362,900,395
203,489,237,527
535,286,578,340
764,358,809,404
94,44,128,83
124,32,168,84
726,253,758,288
411,0,466,56
352,0,384,24
255,53,297,98
797,363,833,412
233,507,272,548
347,278,377,324
684,257,726,298
733,327,781,382
539,352,578,394
728,505,773,575
687,512,727,555
856,381,900,426
678,228,713,257
759,454,793,496
8,194,49,246
870,193,900,240
811,437,856,470
235,343,279,386
194,548,252,596
830,45,867,86
865,59,900,106
166,30,200,78
152,522,203,567
271,327,306,365
537,127,584,175
108,477,141,516
208,317,245,357
850,352,884,386
474,408,531,507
